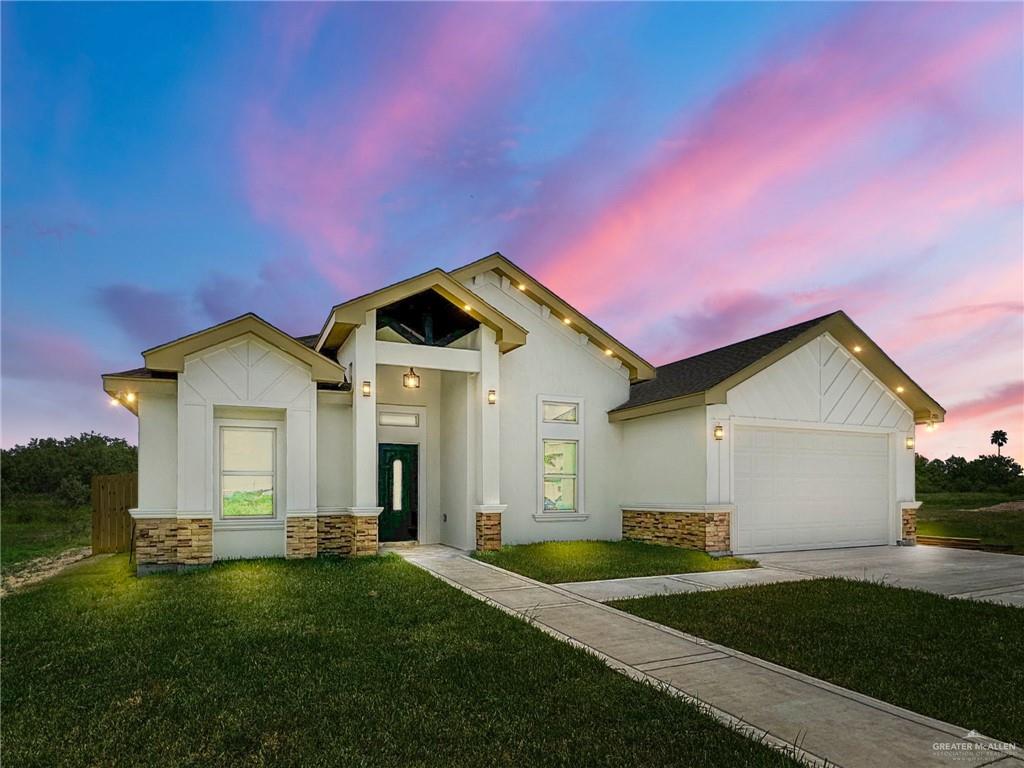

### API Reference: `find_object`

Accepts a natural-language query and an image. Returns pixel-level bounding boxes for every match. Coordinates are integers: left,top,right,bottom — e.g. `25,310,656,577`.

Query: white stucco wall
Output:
178,334,317,559
316,393,352,512
440,370,474,549
461,271,631,544
137,392,178,512
619,407,707,506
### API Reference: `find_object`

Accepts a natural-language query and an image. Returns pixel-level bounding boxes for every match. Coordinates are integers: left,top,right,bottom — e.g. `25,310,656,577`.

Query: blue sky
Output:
3,2,1022,460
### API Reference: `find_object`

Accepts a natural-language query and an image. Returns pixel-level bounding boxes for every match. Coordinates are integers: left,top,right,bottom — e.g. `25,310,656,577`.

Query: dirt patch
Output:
1,547,93,597
973,501,1024,513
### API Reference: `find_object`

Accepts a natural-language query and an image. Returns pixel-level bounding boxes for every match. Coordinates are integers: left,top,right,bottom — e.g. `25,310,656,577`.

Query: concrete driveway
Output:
757,545,1024,606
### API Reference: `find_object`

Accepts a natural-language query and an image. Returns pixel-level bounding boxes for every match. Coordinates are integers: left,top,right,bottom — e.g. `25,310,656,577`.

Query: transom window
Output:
543,440,577,512
543,402,578,423
220,427,275,518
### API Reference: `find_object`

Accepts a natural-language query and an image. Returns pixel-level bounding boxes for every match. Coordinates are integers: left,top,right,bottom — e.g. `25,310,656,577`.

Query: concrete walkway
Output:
559,545,1024,606
400,545,1021,768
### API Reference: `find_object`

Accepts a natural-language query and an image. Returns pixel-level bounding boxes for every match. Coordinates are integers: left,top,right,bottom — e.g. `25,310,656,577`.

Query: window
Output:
543,402,578,423
220,427,275,518
379,411,419,428
543,440,577,511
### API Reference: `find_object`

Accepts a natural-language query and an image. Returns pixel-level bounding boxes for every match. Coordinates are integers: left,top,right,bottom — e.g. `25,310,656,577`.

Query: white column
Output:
350,310,380,511
475,325,503,508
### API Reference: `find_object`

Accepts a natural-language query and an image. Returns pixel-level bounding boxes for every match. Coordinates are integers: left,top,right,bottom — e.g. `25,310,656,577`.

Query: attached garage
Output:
733,426,890,553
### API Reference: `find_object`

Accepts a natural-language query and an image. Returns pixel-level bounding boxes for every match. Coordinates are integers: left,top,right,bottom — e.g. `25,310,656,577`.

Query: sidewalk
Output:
400,545,1020,768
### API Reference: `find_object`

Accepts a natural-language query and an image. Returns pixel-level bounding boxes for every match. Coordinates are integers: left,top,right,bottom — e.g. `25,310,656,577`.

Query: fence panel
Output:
91,473,137,553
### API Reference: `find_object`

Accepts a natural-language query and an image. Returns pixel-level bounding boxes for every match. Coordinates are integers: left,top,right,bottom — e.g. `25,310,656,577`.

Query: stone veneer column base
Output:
286,515,318,559
474,505,505,552
177,517,213,566
133,516,212,575
316,509,381,556
622,507,733,554
900,503,919,545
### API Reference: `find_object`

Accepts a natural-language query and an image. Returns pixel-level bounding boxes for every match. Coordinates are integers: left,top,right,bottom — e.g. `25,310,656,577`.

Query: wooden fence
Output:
92,473,137,554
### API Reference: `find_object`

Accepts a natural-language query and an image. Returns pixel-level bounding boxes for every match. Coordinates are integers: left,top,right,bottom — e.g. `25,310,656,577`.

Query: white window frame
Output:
214,418,285,525
536,395,586,521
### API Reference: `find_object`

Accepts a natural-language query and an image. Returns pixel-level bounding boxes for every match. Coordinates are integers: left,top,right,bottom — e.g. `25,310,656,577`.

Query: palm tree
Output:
991,430,1008,456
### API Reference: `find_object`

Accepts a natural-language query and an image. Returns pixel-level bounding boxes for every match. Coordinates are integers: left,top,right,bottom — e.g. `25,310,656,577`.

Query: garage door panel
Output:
734,426,890,554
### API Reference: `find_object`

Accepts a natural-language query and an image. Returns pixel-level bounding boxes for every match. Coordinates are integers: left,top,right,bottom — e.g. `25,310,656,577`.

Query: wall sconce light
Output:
487,389,497,405
713,424,725,441
906,436,915,450
403,368,421,389
361,381,372,397
125,392,136,403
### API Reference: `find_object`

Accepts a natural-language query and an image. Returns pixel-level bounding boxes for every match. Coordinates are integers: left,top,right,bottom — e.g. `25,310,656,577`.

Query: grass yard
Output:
918,492,1024,553
1,554,799,768
1,494,91,573
612,578,1024,746
472,540,755,583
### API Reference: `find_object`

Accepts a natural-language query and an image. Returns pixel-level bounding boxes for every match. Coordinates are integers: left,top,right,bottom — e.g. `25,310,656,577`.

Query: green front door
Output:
378,443,418,542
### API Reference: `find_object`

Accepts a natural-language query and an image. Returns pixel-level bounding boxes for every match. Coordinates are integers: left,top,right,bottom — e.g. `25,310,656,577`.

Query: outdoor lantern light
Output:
125,392,136,403
403,368,421,389
487,389,497,405
925,420,936,433
361,381,372,397
713,424,725,441
906,437,915,450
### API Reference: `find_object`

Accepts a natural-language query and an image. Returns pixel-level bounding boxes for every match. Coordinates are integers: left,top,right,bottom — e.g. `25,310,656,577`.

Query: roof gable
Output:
609,311,945,424
450,252,655,382
142,313,347,383
315,268,527,355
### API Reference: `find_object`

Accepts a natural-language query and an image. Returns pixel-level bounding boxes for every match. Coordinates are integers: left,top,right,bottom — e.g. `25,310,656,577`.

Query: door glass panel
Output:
543,402,578,423
222,428,274,471
379,412,419,427
222,475,275,517
392,460,403,511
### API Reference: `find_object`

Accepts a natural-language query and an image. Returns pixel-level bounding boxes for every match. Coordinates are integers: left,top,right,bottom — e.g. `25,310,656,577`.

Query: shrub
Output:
1,433,137,496
55,476,91,508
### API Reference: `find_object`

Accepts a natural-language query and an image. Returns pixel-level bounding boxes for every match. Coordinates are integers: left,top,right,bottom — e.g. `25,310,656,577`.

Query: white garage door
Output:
733,426,891,554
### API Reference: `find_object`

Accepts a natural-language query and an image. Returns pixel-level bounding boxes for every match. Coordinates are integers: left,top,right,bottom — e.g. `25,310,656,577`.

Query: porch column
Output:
347,310,382,553
474,325,504,551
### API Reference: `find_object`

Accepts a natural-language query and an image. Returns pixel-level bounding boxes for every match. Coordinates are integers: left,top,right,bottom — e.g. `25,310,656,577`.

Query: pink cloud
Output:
530,4,1021,329
949,381,1024,423
240,5,548,292
2,323,103,383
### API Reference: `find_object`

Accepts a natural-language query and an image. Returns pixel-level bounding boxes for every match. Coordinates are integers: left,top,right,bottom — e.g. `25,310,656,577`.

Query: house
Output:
102,253,945,573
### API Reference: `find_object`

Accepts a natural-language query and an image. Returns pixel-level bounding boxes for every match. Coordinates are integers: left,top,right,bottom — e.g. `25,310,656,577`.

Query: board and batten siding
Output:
707,332,916,508
462,270,631,544
179,334,318,559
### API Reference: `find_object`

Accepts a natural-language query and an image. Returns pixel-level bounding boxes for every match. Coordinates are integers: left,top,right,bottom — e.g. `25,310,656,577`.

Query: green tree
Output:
991,430,1008,457
1,433,137,504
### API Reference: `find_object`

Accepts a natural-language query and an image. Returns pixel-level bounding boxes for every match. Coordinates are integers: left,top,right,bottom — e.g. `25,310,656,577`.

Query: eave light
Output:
896,386,905,393
562,317,572,325
361,381,372,397
604,349,614,356
852,345,863,353
108,397,119,406
403,368,421,389
463,304,472,312
487,389,497,405
713,424,725,441
125,392,136,403
517,283,526,291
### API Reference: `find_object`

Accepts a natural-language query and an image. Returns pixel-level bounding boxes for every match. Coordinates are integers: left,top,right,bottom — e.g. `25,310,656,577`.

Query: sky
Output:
2,2,1022,462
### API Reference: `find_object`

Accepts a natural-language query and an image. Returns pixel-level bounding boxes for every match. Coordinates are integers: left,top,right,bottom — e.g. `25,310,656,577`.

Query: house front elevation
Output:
102,253,945,574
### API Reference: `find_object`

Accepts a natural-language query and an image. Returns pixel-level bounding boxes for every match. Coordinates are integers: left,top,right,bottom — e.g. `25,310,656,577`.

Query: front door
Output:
378,443,418,542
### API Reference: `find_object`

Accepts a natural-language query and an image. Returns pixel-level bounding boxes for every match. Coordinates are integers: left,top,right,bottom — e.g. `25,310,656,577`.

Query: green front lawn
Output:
1,554,798,768
1,494,91,573
918,492,1024,553
473,540,756,583
612,579,1024,745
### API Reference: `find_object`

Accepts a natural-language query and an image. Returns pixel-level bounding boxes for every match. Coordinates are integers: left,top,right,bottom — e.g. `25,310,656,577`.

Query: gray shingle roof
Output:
611,312,841,413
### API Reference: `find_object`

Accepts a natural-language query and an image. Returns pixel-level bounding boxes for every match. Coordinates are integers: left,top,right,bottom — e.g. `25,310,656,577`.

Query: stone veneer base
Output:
622,508,731,553
475,512,502,552
316,512,379,557
286,516,318,559
901,505,918,546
